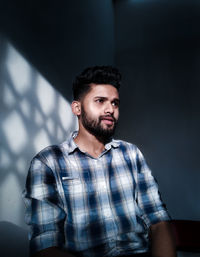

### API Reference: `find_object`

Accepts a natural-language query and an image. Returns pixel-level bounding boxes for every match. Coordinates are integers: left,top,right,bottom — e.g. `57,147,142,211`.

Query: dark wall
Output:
0,0,115,98
115,0,200,220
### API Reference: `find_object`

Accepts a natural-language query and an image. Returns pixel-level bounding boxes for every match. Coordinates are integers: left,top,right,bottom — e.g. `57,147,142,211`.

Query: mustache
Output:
99,115,117,123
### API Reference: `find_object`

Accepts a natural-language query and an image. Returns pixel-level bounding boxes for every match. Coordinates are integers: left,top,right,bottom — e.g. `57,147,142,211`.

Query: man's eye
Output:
112,101,119,107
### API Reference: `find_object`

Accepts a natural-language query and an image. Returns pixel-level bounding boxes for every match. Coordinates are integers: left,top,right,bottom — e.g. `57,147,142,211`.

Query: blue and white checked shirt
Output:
23,132,170,257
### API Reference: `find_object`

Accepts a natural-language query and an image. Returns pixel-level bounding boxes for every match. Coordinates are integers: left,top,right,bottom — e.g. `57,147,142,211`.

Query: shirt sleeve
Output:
135,147,171,228
23,156,66,255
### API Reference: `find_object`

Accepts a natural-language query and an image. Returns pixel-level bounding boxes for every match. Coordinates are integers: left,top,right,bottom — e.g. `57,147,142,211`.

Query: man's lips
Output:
100,116,115,125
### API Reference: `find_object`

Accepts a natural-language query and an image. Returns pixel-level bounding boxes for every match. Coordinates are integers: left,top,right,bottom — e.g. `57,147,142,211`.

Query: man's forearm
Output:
33,247,77,257
149,221,177,257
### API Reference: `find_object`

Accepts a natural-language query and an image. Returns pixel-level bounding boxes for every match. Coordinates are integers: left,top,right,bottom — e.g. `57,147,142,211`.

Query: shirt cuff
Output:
142,209,171,228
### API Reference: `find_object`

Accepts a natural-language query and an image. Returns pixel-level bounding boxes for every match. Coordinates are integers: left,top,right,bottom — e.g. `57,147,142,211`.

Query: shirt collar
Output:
67,131,79,154
67,131,120,154
105,139,120,150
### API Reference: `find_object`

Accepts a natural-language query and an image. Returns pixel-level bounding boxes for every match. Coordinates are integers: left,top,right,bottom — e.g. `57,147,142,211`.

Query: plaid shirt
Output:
23,132,170,257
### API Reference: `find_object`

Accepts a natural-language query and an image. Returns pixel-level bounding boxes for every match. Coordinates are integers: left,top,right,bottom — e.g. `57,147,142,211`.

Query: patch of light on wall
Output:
20,99,31,118
0,40,77,227
36,75,55,116
3,83,16,108
57,126,65,141
34,128,51,153
34,108,43,126
46,118,55,135
58,95,74,131
16,157,27,175
2,110,28,154
0,172,22,224
6,43,31,95
0,148,11,169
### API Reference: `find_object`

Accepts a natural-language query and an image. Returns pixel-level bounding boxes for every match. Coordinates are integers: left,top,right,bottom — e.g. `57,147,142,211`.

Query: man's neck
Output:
74,129,106,158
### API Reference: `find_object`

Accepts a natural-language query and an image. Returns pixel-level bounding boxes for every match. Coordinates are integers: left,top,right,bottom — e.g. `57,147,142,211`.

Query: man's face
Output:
80,84,120,139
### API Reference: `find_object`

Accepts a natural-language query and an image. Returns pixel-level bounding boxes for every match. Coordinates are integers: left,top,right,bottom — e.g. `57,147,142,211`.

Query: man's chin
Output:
101,123,115,131
99,128,115,138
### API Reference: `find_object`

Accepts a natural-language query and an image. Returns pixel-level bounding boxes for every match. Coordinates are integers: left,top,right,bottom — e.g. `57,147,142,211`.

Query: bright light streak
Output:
0,40,77,229
36,75,55,116
6,43,31,95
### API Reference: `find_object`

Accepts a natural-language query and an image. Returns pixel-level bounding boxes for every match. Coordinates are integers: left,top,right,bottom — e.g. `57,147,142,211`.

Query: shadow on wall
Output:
0,36,77,255
0,221,29,257
114,0,200,221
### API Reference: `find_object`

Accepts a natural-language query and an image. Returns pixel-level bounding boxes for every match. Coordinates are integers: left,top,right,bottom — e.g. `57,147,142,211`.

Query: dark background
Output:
0,0,200,256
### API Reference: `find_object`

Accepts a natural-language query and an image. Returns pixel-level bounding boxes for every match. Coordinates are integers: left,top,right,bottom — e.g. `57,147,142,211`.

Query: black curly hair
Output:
72,66,121,100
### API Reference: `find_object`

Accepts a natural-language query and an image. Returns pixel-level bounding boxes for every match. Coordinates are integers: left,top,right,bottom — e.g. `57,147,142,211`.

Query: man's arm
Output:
134,147,177,257
149,221,177,257
23,156,66,256
33,247,76,257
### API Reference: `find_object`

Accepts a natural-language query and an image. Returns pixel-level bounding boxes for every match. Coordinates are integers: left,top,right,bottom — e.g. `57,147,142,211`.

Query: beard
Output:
80,105,118,141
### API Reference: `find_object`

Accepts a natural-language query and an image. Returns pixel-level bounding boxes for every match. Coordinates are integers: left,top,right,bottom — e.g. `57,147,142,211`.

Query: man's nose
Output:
104,102,114,114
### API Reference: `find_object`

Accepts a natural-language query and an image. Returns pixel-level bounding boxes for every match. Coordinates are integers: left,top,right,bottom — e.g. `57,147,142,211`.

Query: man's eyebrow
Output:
94,96,107,99
113,98,120,103
94,96,120,101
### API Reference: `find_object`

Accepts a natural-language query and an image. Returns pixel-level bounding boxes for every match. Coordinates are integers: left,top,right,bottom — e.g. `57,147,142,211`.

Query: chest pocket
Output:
61,176,87,195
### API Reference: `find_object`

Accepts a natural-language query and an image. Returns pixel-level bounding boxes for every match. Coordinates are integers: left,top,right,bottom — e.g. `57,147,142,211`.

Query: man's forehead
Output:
88,83,119,97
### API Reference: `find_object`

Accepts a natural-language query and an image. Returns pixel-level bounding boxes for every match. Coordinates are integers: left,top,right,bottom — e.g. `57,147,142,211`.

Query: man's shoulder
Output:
33,140,70,162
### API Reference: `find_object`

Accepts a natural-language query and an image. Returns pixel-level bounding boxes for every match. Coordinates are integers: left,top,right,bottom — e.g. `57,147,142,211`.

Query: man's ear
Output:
71,101,81,116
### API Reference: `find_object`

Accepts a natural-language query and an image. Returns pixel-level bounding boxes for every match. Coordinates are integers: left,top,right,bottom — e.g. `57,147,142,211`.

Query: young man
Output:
23,66,176,257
